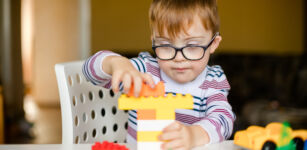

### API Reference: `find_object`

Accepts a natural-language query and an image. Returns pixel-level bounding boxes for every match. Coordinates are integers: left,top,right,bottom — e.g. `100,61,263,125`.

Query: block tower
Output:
118,82,193,149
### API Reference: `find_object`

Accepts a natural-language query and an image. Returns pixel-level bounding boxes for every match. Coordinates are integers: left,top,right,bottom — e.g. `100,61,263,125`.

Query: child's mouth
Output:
173,68,188,72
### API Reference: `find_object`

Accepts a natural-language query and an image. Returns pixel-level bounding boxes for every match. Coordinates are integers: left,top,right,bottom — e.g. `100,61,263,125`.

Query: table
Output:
0,141,240,150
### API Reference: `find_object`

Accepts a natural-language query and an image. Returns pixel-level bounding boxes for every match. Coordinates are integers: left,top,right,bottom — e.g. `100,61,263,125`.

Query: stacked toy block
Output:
118,82,193,150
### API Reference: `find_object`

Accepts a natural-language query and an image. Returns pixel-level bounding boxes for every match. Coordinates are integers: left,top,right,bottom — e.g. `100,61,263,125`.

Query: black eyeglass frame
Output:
152,32,219,61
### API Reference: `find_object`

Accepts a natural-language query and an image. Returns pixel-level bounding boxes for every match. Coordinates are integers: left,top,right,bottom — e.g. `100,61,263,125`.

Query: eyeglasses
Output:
152,32,219,61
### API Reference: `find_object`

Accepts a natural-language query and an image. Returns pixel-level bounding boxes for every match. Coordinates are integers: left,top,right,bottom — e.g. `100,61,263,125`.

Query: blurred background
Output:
0,0,306,144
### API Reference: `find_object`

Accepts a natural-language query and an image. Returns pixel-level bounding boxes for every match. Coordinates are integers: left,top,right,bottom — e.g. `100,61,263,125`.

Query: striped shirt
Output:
82,50,235,144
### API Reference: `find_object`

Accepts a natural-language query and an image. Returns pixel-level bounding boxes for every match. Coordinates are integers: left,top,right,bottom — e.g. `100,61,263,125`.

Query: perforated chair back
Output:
55,61,128,144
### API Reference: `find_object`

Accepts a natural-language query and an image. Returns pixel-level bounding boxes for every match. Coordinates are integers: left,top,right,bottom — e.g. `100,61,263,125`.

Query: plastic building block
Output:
119,81,193,110
156,109,175,120
137,142,162,150
128,81,165,97
118,93,193,110
137,131,161,142
117,81,194,147
92,141,129,150
137,120,173,143
137,109,156,120
234,122,307,150
138,120,173,131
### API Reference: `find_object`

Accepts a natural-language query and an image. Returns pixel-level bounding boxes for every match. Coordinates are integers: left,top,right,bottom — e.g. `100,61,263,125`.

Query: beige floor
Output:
24,95,62,144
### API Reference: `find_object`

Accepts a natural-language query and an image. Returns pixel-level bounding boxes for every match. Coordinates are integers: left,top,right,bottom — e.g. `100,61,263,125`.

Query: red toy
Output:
92,141,129,150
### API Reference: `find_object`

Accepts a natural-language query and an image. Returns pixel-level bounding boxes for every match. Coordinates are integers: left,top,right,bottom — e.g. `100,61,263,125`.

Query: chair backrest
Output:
55,61,128,144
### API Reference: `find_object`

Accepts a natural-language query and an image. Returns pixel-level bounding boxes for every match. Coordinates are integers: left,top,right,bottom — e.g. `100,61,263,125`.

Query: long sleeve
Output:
82,51,158,89
82,50,120,88
193,66,235,144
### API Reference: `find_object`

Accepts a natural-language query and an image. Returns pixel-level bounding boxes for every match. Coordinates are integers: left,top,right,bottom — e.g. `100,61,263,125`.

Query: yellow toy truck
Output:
234,122,307,150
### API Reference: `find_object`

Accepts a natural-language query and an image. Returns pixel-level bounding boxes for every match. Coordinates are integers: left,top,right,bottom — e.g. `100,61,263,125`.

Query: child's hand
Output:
103,56,155,97
158,121,210,150
158,121,193,150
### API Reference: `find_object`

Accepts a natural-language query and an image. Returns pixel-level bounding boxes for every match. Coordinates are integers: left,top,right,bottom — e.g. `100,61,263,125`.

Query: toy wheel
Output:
261,141,276,150
292,137,304,150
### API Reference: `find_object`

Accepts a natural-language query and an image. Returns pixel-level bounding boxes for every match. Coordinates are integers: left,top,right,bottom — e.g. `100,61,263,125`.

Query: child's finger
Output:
163,121,181,132
161,139,183,150
172,147,185,150
122,74,132,94
132,76,142,97
111,71,122,93
142,73,155,89
158,130,180,141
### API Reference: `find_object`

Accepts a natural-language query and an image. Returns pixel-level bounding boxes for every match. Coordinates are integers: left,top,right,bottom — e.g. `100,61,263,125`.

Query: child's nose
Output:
173,51,185,62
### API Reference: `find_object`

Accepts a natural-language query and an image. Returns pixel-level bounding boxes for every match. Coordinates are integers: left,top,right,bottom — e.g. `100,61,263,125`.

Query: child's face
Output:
152,16,222,83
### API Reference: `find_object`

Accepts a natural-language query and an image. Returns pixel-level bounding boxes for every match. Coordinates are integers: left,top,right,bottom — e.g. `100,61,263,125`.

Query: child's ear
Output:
209,35,222,54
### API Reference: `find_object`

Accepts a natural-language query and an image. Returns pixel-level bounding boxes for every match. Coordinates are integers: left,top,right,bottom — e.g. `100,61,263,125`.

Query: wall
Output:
31,0,87,105
0,87,3,143
91,0,152,54
91,0,304,55
217,0,303,55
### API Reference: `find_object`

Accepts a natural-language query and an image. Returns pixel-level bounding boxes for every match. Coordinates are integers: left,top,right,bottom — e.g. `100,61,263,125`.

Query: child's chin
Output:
173,77,193,84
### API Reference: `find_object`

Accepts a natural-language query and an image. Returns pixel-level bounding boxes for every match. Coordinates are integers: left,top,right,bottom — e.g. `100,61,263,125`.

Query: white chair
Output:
55,61,128,144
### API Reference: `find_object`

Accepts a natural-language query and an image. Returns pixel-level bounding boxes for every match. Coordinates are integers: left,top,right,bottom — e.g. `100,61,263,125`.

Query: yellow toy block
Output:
156,109,175,120
137,131,161,142
118,93,193,110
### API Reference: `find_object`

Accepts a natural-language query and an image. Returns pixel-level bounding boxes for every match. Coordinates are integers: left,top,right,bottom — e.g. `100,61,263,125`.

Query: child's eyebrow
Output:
154,36,207,42
183,36,207,41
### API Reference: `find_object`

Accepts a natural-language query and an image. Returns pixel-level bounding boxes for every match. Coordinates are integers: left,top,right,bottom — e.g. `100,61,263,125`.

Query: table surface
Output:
0,141,240,150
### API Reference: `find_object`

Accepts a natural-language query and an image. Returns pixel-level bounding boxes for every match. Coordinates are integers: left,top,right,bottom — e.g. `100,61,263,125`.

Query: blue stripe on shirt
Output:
128,118,137,125
136,58,146,72
130,59,140,71
219,114,229,138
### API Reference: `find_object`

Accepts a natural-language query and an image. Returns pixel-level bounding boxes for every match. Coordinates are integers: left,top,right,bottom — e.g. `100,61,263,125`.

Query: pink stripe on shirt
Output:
204,118,223,142
199,79,230,90
207,93,228,105
146,62,161,79
176,113,202,124
127,126,137,140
